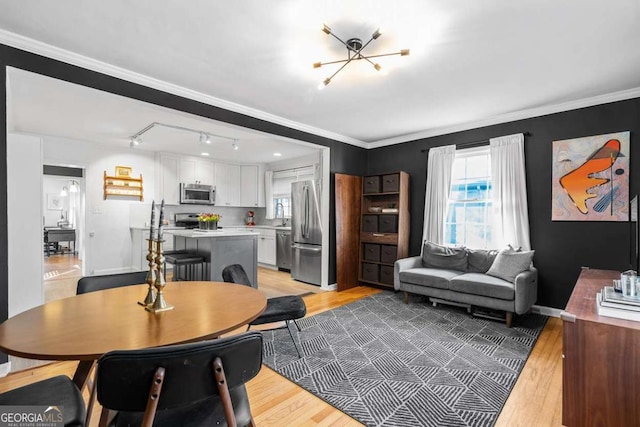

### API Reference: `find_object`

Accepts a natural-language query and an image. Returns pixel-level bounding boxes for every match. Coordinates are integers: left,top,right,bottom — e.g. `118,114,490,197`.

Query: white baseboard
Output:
531,304,563,318
257,263,278,270
0,362,11,377
321,282,337,291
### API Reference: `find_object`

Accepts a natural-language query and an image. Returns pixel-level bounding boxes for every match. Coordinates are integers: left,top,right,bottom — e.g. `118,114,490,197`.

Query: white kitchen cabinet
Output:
179,157,214,185
214,162,241,206
156,153,180,205
256,228,276,266
240,165,259,207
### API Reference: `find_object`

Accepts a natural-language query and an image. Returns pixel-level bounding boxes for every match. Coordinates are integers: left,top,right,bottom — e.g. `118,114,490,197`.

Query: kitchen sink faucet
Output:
275,202,287,226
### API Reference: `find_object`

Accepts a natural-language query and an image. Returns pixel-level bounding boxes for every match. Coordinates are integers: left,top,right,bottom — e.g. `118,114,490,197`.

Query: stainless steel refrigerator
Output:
291,180,322,286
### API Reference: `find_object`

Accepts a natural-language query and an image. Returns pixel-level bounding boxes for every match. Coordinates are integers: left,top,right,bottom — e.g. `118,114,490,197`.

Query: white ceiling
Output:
1,0,640,149
7,68,320,163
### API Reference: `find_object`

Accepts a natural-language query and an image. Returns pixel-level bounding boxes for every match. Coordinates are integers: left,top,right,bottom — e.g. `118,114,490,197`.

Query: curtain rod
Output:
420,131,531,153
272,164,316,174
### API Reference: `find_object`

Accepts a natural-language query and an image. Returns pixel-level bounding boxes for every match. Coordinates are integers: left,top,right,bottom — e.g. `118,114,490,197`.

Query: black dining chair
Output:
95,331,263,427
76,271,149,295
76,270,150,424
222,264,306,357
0,375,86,427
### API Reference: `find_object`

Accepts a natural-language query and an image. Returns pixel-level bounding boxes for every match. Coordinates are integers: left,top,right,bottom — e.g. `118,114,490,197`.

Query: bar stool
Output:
164,250,206,281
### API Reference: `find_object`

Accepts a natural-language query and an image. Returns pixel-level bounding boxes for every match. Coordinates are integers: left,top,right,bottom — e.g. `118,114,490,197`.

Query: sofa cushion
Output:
422,242,468,271
486,249,535,283
399,268,463,290
450,273,515,300
466,248,499,273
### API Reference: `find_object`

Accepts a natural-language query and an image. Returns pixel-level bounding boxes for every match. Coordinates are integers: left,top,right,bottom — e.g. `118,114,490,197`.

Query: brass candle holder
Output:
138,238,157,306
146,239,174,313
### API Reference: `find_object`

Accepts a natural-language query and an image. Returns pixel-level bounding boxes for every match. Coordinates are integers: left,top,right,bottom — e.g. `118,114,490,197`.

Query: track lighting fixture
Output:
69,180,79,193
129,122,236,148
315,24,409,88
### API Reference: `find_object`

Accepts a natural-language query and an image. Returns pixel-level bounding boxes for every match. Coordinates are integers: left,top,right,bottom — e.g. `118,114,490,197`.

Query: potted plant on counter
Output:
198,213,221,230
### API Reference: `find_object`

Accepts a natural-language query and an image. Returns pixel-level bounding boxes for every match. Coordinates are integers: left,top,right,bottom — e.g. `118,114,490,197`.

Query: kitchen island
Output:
166,229,259,286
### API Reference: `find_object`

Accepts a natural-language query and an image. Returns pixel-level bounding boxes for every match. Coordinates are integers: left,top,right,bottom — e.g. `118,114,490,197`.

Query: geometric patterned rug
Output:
262,291,547,427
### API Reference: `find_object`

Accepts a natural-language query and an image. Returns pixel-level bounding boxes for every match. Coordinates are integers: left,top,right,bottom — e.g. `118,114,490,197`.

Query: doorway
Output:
42,170,85,302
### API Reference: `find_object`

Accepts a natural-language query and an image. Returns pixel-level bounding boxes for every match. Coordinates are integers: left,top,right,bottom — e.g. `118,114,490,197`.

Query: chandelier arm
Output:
318,58,351,67
327,31,351,50
362,51,406,60
360,56,380,70
326,56,357,82
355,36,376,55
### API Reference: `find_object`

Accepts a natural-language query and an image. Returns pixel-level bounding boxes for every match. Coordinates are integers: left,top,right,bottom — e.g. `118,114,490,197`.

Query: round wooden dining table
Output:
0,281,267,387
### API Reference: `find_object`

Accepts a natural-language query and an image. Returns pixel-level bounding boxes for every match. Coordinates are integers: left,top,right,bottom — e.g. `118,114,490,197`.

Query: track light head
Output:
130,136,141,147
313,62,322,69
322,24,331,35
400,49,410,56
374,63,382,71
233,143,239,151
372,28,382,39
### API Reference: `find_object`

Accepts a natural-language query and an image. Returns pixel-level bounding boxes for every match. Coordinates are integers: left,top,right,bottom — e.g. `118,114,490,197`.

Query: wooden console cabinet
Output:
561,268,640,426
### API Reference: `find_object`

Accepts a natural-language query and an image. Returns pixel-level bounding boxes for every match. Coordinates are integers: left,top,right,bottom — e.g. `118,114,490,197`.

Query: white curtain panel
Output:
264,170,274,219
422,145,456,249
490,133,531,250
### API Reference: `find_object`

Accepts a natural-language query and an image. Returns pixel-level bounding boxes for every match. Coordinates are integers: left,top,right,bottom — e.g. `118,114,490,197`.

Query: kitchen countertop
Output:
166,229,258,238
130,225,291,231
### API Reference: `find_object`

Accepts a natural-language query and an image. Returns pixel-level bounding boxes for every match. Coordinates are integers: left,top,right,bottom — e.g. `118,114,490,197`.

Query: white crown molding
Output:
0,29,368,149
369,86,640,148
3,29,640,151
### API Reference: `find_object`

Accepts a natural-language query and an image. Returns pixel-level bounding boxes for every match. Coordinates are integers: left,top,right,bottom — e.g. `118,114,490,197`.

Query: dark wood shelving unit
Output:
358,172,410,289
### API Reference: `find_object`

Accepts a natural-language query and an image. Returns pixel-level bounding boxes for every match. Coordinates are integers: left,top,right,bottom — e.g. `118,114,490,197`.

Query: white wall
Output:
43,175,70,226
7,133,44,317
43,135,156,275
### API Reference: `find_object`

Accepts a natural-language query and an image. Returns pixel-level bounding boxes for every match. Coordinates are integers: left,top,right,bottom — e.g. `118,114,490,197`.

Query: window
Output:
271,166,316,218
274,197,291,218
444,146,494,248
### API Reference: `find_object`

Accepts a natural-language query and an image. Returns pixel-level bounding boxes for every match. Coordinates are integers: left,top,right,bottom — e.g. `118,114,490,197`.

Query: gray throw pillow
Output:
466,248,499,273
422,242,467,271
486,249,535,283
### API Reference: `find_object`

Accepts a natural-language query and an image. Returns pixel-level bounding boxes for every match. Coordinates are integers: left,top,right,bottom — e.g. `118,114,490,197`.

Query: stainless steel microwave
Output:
179,183,216,205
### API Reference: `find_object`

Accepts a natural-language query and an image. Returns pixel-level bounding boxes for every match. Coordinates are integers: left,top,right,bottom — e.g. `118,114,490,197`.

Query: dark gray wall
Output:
368,98,640,308
0,44,368,364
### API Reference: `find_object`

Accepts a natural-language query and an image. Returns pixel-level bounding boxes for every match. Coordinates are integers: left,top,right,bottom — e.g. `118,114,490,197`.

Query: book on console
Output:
601,286,640,310
596,292,640,322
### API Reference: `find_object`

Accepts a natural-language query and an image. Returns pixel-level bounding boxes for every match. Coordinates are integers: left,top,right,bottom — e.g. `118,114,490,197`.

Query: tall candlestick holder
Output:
146,239,174,312
138,238,157,306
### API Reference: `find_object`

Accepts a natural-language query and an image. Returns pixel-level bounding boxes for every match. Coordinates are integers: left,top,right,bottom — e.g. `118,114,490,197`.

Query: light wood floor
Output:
7,263,564,426
42,254,323,302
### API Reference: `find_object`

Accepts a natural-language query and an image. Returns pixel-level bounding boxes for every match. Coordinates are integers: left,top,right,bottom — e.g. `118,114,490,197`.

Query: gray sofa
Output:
394,243,538,327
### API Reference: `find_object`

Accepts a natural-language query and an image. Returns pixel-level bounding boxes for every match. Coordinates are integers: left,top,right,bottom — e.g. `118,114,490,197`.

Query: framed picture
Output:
115,166,132,177
552,131,630,221
47,194,63,210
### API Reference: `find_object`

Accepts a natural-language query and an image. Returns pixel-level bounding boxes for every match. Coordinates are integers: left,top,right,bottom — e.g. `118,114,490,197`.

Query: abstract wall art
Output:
552,131,630,221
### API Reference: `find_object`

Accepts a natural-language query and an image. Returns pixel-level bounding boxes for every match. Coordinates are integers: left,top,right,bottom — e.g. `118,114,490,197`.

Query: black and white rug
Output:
262,292,547,427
